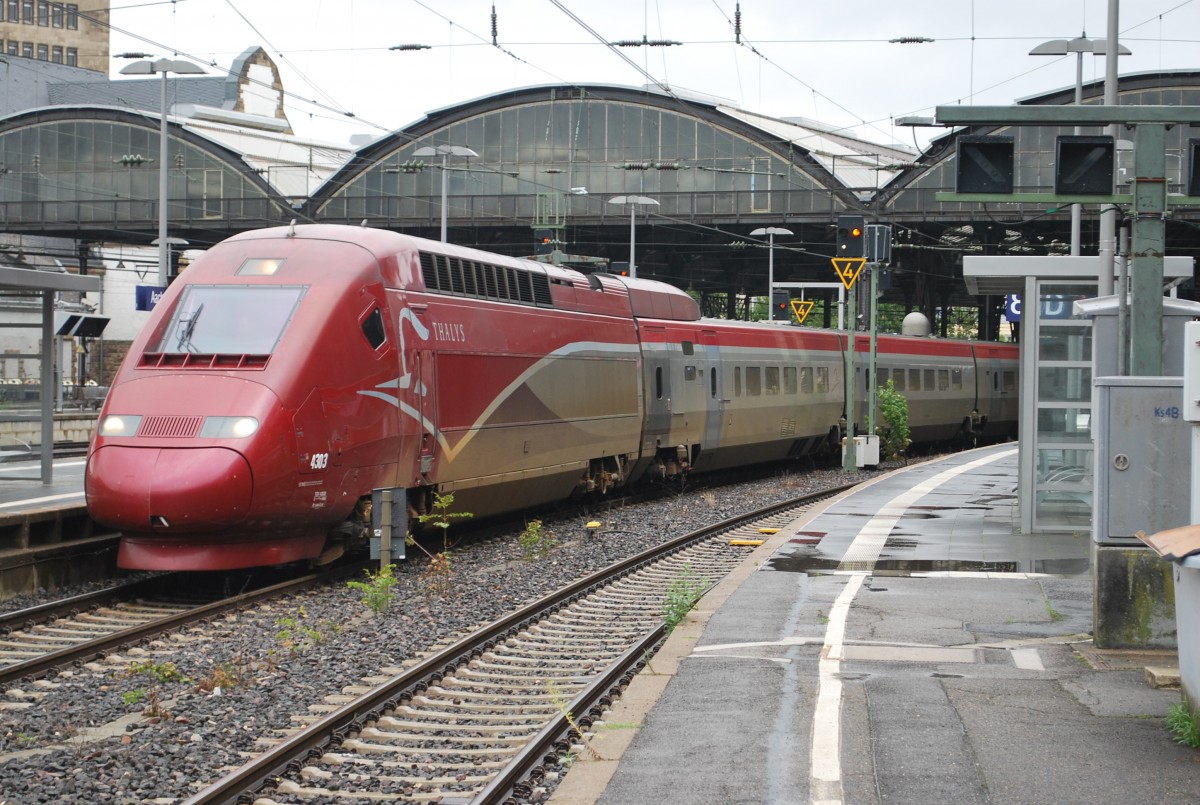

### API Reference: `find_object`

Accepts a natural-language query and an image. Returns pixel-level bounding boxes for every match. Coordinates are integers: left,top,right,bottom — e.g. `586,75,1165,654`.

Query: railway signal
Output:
836,214,866,258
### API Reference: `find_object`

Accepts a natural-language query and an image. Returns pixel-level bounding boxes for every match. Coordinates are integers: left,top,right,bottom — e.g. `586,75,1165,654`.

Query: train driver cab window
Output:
361,306,386,350
155,285,306,355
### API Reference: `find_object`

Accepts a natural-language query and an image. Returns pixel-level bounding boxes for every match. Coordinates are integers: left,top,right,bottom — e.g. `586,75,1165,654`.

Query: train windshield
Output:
155,285,306,355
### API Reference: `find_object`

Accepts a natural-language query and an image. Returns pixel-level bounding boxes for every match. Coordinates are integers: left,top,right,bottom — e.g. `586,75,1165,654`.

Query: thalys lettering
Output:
84,224,1018,572
430,321,467,342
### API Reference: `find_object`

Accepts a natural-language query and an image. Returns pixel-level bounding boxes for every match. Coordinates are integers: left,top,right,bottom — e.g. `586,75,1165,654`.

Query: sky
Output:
105,0,1200,152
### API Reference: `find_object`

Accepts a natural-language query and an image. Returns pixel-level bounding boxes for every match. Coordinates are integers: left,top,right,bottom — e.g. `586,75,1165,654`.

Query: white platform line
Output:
809,572,866,804
0,491,84,509
1011,648,1045,671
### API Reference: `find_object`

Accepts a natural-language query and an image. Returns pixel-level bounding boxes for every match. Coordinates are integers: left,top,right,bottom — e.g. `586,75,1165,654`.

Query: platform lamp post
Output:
119,57,206,288
1029,34,1130,256
606,195,658,278
413,145,478,243
750,226,793,318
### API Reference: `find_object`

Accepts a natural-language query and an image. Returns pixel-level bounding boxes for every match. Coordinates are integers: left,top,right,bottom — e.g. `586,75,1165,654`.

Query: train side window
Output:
877,367,889,387
681,341,694,356
800,366,813,393
924,369,935,389
1003,370,1017,392
937,369,949,391
892,370,905,391
747,366,762,396
952,368,963,389
734,366,742,397
816,367,829,393
361,307,386,350
656,367,663,400
908,369,921,390
710,367,717,398
784,366,797,394
765,366,779,395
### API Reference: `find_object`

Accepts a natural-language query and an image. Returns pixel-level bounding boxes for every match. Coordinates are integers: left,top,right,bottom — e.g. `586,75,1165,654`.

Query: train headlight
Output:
98,415,142,436
200,416,260,438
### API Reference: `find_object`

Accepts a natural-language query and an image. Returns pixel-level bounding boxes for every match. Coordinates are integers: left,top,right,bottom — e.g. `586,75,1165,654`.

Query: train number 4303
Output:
309,452,330,470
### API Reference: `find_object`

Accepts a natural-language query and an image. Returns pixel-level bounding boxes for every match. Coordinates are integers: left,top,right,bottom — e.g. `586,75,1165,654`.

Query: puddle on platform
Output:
763,555,1090,576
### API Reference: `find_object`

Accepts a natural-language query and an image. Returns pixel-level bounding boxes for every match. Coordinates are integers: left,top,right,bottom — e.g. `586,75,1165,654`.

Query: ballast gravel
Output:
0,465,878,803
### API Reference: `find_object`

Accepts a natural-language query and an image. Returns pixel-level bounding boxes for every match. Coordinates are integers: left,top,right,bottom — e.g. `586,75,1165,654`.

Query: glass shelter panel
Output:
1031,280,1096,532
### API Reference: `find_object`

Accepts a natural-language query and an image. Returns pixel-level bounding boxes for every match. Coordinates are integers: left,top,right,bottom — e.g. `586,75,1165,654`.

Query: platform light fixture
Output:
750,227,793,319
607,195,659,279
119,56,206,287
413,145,478,243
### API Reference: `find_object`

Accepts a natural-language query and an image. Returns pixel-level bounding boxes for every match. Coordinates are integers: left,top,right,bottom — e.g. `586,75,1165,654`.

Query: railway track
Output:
0,568,362,688
184,483,852,805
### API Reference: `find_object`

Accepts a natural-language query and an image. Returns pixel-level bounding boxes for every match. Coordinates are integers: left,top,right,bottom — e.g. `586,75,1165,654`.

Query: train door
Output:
697,329,722,467
978,352,1013,428
675,331,706,444
416,349,437,479
641,326,671,448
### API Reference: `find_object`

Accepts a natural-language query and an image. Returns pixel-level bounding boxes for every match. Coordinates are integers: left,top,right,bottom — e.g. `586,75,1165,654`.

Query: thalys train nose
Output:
86,446,252,531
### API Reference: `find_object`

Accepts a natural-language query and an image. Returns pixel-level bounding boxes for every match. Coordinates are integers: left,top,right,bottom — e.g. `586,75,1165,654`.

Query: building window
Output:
36,42,46,60
65,2,74,28
21,0,32,23
50,44,61,62
6,0,16,22
36,0,47,25
51,1,61,26
64,45,74,65
21,41,32,58
6,41,16,57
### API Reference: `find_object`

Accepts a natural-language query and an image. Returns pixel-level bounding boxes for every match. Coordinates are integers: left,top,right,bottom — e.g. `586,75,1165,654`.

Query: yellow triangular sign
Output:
790,299,815,324
831,257,867,289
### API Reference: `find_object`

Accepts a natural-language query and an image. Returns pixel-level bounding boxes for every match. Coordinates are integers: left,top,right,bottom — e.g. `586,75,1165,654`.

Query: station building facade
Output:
0,47,1197,388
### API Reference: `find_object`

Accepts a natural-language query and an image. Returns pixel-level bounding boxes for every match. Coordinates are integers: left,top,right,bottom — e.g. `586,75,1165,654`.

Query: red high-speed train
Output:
85,224,1018,571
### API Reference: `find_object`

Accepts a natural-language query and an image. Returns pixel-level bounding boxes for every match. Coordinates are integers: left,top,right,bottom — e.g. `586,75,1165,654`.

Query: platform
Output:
551,445,1199,805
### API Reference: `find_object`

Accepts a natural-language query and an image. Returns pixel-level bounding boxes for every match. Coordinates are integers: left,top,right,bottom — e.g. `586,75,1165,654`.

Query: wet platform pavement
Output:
550,444,1200,805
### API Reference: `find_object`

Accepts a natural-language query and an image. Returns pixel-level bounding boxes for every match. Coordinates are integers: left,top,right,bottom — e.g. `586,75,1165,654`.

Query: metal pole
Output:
157,70,169,287
1129,123,1166,376
40,292,54,483
1117,221,1129,375
843,290,857,472
1070,48,1083,256
767,231,775,311
1098,0,1120,296
439,153,448,243
629,204,637,279
868,265,879,437
380,489,392,569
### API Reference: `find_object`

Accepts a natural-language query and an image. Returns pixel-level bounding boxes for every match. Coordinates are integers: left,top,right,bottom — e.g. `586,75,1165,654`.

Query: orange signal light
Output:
850,227,862,237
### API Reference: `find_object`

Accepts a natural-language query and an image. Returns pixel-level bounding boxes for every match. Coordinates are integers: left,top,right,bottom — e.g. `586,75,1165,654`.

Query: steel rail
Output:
0,569,349,687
